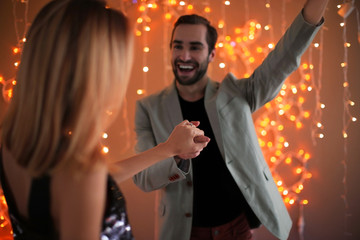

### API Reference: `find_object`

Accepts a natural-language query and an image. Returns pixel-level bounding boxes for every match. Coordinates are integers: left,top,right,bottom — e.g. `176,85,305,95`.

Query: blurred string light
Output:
1,0,359,239
337,0,358,237
0,0,30,238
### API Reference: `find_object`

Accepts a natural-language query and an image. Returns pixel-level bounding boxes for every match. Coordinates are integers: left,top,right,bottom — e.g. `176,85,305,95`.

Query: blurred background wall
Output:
0,0,359,240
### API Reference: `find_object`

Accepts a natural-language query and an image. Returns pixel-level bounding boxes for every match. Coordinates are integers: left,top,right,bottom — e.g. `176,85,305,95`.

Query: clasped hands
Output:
165,120,210,161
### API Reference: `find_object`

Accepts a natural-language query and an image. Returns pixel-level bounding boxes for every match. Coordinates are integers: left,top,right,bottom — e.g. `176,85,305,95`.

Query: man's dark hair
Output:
170,14,218,54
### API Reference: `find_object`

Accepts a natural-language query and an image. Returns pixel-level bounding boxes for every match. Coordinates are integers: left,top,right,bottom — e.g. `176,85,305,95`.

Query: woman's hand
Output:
165,120,210,159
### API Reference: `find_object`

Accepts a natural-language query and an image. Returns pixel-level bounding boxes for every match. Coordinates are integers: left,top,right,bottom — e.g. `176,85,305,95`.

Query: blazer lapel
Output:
204,79,225,159
163,82,184,129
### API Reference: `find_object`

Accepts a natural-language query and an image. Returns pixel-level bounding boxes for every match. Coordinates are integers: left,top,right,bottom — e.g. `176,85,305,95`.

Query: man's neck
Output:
176,77,208,102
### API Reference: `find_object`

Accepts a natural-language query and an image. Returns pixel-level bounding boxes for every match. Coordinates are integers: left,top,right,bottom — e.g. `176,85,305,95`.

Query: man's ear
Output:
208,49,216,62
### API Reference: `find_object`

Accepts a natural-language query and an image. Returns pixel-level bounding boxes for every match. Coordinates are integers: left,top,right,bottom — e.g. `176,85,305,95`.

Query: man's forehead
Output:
173,24,207,43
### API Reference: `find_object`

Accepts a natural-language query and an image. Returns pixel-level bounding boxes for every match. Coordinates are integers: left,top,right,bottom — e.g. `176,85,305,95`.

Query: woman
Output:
0,0,209,239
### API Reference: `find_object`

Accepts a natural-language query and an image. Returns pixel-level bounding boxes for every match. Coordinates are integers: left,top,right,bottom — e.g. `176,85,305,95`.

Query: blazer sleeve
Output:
222,11,323,113
132,99,188,192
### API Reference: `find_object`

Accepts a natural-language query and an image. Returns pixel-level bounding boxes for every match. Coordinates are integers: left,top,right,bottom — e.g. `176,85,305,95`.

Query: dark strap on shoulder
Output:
28,174,53,230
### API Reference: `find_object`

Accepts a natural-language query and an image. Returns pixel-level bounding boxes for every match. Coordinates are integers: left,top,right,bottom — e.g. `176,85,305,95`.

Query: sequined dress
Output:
0,153,134,240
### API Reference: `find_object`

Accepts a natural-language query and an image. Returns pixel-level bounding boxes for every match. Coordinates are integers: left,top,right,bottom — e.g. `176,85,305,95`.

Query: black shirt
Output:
179,96,248,227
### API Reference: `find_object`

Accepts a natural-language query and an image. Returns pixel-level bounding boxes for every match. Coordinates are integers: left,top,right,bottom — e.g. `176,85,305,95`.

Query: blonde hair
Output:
2,0,133,176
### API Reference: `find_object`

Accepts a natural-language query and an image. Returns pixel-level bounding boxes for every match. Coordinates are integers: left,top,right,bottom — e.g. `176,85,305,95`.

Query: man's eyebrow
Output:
172,40,204,46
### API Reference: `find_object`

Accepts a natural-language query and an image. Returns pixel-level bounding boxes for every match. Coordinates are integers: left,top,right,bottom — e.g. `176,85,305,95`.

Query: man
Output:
133,0,328,239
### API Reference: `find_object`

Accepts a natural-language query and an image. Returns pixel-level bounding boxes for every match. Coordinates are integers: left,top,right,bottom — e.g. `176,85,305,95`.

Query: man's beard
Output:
173,58,209,86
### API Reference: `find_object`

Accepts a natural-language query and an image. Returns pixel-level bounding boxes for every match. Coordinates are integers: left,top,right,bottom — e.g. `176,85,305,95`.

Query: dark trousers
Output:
190,213,253,240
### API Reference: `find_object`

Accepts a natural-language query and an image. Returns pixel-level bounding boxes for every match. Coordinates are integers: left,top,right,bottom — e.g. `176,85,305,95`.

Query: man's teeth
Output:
179,65,194,70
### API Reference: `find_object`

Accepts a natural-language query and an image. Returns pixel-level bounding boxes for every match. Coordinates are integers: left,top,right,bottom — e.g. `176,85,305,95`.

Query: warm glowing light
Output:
144,26,151,32
268,43,274,49
204,7,211,13
348,100,355,106
165,13,172,20
320,103,326,109
225,1,230,6
143,66,149,72
314,43,320,48
341,62,347,67
14,61,20,67
343,82,349,87
102,146,109,154
340,22,345,27
143,47,150,52
277,181,283,186
218,20,224,29
296,122,303,129
137,17,143,23
345,42,351,47
179,1,185,6
302,200,309,205
135,30,142,36
285,157,292,164
283,190,288,195
352,117,357,122
296,168,302,174
13,47,20,54
137,89,145,95
264,25,270,31
187,4,193,10
219,62,226,68
304,153,311,160
139,5,146,12
343,131,348,138
265,3,270,8
289,199,295,205
275,150,282,156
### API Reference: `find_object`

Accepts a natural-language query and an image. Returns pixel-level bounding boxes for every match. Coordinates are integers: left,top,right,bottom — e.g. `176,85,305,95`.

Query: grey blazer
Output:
133,12,322,240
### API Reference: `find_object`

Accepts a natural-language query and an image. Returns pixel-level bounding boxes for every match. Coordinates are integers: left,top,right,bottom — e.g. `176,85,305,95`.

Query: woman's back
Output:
1,147,134,240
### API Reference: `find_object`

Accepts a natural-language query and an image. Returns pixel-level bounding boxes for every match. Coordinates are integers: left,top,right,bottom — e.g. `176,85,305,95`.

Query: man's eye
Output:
190,46,201,51
173,45,182,50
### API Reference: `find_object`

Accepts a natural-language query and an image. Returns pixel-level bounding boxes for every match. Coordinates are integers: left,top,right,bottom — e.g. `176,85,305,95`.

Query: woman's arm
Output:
110,120,210,184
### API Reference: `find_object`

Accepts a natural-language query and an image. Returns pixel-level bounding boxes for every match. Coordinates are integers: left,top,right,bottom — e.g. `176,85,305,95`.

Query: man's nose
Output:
179,49,191,61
